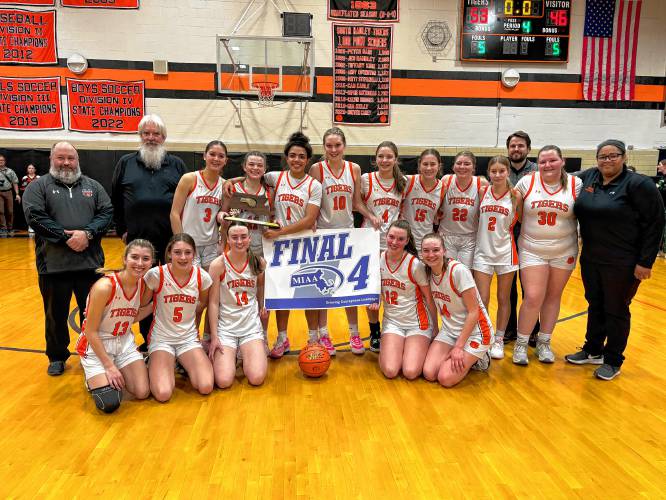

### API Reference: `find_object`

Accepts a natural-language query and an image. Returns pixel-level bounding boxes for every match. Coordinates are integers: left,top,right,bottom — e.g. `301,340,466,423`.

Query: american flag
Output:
581,0,643,101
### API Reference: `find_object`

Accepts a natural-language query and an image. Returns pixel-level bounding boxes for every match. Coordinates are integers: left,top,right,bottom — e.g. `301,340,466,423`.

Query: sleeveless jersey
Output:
361,172,404,250
431,260,493,344
231,180,272,254
216,253,263,337
144,264,213,343
475,186,519,265
315,160,356,229
266,171,322,226
379,251,431,332
401,174,446,252
516,172,581,258
181,171,223,246
438,175,483,237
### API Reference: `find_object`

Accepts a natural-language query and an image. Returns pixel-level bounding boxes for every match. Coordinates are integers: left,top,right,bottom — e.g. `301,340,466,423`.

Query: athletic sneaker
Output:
565,349,603,365
369,332,380,353
47,360,65,376
269,338,290,359
536,341,555,363
489,338,505,359
512,343,529,365
319,335,336,356
471,351,491,371
594,363,621,380
349,335,365,355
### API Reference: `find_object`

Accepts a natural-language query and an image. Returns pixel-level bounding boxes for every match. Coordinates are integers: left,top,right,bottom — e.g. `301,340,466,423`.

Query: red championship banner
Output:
0,1,55,5
328,0,398,22
61,0,139,8
0,76,63,130
0,9,57,64
67,78,145,133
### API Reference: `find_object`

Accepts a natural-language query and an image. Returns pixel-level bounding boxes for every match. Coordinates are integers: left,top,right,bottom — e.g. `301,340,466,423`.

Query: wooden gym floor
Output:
0,236,664,498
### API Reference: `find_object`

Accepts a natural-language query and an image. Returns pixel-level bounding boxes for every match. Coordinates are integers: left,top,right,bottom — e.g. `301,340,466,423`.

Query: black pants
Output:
580,260,640,367
38,270,97,362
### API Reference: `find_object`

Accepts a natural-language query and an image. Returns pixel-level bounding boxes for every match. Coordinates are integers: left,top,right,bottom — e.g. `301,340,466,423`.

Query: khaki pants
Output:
0,190,14,230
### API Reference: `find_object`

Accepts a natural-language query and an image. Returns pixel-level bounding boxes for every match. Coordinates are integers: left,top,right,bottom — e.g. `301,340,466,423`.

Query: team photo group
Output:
21,114,665,414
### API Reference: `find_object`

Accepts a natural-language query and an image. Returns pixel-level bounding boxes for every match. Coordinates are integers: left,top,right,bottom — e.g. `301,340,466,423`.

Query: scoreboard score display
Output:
460,0,571,63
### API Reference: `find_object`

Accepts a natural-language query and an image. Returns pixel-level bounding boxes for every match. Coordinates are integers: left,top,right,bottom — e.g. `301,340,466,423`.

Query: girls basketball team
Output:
77,129,583,412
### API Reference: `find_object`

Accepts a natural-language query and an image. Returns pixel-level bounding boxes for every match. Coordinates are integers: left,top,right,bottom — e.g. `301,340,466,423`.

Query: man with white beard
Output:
23,142,113,376
111,114,186,351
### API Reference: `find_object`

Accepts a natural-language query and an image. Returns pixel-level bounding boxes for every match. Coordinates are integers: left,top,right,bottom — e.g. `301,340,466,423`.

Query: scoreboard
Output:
460,0,571,63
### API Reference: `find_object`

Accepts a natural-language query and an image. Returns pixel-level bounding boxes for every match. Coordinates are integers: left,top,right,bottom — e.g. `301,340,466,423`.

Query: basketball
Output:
298,342,331,378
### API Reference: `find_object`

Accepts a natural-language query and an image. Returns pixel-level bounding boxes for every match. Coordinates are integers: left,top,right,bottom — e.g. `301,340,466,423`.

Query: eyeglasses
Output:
596,153,623,162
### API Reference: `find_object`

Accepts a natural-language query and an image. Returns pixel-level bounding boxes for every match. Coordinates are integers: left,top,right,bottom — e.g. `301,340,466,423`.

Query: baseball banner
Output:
61,0,139,8
0,1,55,5
0,9,57,64
0,76,63,130
263,228,380,310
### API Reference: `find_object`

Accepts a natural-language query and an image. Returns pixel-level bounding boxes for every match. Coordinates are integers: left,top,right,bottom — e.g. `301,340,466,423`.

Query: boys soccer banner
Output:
67,79,145,133
61,0,139,8
0,76,63,130
263,228,380,310
0,9,57,64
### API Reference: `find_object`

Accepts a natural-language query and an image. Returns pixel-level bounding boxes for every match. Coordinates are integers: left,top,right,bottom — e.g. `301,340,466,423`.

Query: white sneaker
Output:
513,343,529,365
536,341,555,363
490,338,505,359
471,351,491,371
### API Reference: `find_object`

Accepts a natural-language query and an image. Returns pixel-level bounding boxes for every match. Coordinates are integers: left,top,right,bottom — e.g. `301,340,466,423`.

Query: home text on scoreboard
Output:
460,0,571,63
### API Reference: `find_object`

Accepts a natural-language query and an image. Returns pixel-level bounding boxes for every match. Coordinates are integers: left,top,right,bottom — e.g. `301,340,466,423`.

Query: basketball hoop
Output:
253,82,278,106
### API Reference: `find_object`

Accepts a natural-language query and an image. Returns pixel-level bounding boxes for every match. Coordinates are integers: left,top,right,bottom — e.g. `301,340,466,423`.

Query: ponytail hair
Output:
165,233,196,263
387,220,418,258
283,132,313,162
375,141,406,194
226,221,265,276
96,238,155,275
323,127,347,146
538,144,567,190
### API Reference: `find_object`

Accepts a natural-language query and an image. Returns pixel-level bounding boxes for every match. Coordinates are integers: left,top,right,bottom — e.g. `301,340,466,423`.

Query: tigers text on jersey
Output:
144,264,213,343
516,172,581,258
401,175,446,252
361,172,403,250
430,260,493,343
438,175,483,237
315,160,356,229
379,251,430,331
181,171,223,246
475,186,518,265
216,252,263,337
231,180,272,254
265,171,322,226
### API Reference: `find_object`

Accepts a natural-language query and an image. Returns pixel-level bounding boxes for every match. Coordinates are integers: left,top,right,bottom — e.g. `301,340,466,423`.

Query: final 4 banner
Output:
263,228,380,310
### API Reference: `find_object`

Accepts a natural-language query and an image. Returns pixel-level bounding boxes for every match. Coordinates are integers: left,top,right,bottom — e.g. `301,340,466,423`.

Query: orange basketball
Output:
298,342,331,378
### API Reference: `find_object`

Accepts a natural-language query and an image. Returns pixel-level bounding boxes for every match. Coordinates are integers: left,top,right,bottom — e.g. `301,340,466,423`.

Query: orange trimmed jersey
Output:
475,186,519,266
438,175,483,237
265,170,322,226
215,252,263,337
430,260,493,344
181,170,223,246
231,180,272,255
315,160,356,229
361,172,404,250
401,174,446,253
379,251,431,332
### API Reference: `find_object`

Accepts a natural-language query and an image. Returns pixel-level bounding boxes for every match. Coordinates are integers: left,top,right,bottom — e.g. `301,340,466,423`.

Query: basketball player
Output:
143,233,214,402
472,156,521,359
437,151,488,268
512,145,581,365
421,233,494,388
368,220,437,380
75,239,154,413
207,222,268,388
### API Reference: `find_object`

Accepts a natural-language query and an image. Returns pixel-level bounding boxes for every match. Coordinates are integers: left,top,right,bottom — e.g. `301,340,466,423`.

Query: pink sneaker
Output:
349,334,365,355
319,335,336,356
270,338,290,359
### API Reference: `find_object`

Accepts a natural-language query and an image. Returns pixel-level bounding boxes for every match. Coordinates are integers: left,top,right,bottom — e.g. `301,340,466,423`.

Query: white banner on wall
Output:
263,228,380,310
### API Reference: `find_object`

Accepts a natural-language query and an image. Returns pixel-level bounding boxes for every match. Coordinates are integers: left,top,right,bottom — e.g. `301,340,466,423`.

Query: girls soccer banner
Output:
61,0,139,8
0,76,63,130
0,1,55,5
0,9,57,64
67,79,145,133
328,0,398,22
263,228,380,310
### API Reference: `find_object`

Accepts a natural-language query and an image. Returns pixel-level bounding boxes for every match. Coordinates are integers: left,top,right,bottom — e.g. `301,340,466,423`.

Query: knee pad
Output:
91,385,122,414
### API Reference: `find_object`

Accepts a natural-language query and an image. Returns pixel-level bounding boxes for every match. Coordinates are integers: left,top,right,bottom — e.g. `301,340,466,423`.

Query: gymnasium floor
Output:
0,236,664,498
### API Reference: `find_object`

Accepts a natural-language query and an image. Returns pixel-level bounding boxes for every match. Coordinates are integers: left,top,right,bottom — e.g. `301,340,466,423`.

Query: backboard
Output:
216,35,314,99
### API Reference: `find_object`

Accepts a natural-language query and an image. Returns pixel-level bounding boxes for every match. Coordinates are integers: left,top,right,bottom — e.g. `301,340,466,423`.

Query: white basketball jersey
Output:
315,160,355,229
401,175,446,252
266,171,322,226
516,172,581,258
438,175,482,237
181,171,223,246
216,253,263,337
144,264,212,343
361,172,403,250
475,186,519,265
431,260,493,343
380,251,431,332
231,180,272,255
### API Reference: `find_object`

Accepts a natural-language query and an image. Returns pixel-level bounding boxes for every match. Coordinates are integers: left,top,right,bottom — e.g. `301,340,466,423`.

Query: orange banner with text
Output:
0,9,57,64
61,0,138,8
0,76,62,130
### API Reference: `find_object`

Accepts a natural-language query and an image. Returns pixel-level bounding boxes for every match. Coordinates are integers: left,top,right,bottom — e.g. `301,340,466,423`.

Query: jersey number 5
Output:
173,307,183,323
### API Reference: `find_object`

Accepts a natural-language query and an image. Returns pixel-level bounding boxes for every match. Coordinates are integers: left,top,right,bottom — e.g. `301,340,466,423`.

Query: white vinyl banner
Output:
263,228,380,310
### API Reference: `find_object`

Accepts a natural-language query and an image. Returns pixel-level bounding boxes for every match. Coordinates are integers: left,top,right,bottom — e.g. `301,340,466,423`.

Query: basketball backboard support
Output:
216,35,314,100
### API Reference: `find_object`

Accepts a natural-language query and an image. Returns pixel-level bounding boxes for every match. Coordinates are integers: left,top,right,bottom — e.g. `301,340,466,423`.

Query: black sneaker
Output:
594,363,621,380
528,332,538,348
47,361,65,376
369,333,380,353
565,349,603,365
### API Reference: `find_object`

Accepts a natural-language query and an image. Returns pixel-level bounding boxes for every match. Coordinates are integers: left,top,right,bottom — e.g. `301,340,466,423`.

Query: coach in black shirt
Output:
565,139,664,381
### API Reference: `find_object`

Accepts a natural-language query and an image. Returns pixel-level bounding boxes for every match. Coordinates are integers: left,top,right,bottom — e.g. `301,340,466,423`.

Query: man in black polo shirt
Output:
111,114,186,350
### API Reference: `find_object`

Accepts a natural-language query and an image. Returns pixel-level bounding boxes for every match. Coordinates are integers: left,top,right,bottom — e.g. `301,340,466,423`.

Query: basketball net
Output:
253,82,278,106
